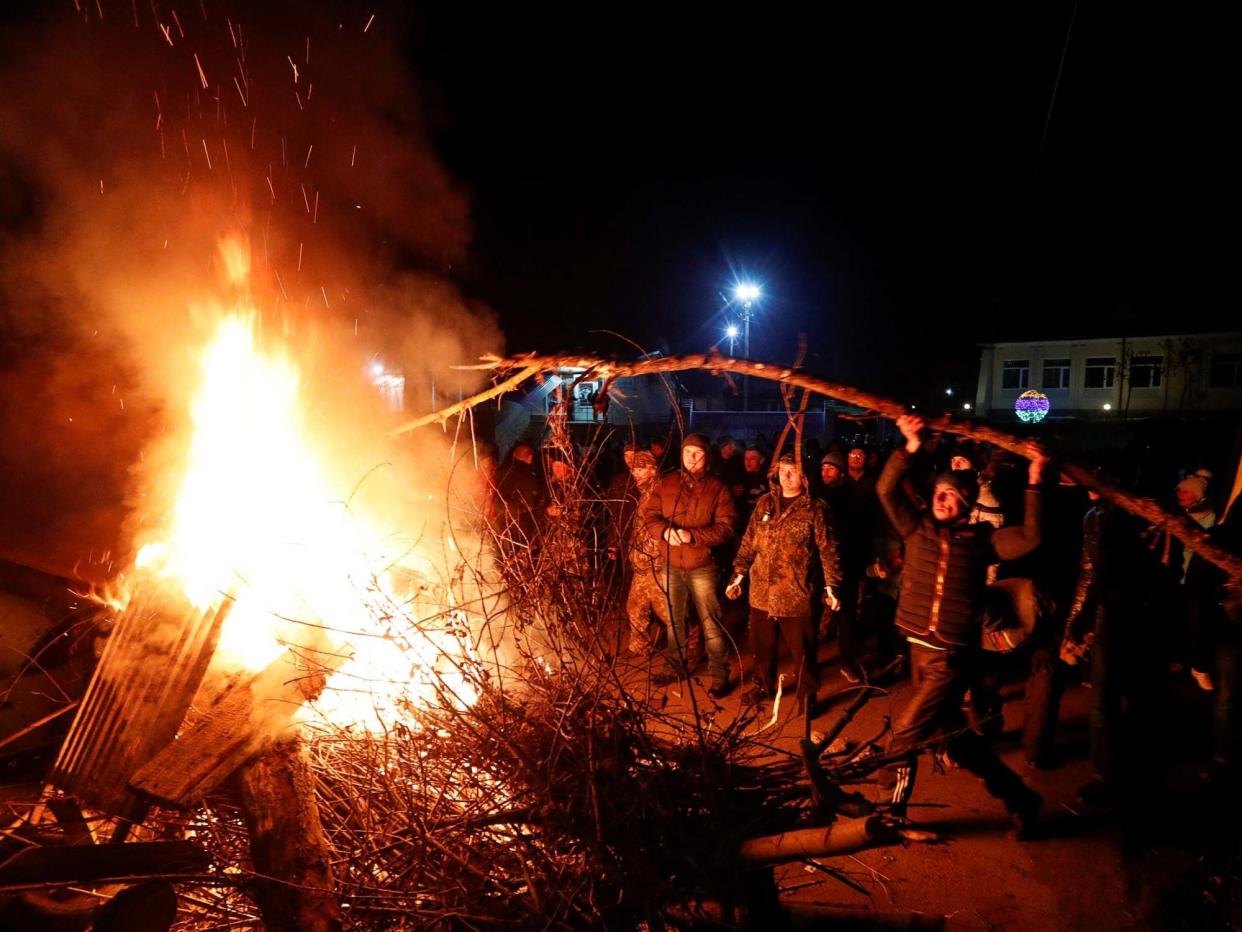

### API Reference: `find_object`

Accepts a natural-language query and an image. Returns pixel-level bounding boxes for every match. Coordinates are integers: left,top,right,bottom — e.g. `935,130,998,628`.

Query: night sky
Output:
0,0,1232,405
407,3,1232,399
0,4,1233,581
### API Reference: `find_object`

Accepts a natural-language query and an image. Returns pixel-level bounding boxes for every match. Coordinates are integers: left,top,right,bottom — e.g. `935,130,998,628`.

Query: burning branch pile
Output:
131,575,839,930
4,370,904,929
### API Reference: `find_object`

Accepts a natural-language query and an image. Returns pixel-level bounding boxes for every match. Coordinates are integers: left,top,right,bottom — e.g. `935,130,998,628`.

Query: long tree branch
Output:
391,363,543,434
404,351,1242,580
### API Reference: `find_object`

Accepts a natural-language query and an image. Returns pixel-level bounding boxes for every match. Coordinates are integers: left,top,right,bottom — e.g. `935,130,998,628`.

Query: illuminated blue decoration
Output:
1014,389,1050,423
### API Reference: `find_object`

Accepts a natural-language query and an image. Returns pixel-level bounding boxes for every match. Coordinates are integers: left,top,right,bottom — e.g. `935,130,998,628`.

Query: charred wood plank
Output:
130,645,343,808
48,577,232,819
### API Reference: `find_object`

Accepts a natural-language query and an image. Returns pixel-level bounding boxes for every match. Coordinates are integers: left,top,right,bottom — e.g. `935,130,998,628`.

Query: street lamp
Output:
733,282,761,409
725,324,739,355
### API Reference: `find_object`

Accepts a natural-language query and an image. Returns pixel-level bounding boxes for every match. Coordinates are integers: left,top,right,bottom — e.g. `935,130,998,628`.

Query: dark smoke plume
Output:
0,1,502,579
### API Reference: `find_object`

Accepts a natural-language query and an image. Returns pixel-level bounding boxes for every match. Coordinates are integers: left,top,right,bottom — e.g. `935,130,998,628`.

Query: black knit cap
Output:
933,470,979,506
681,433,712,453
821,450,847,471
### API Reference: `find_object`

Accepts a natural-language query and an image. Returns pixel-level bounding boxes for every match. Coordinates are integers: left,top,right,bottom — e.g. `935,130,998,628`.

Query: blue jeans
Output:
663,564,730,686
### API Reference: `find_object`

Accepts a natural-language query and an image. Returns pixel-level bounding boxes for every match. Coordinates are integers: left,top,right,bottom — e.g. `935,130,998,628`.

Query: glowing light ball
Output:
1014,390,1050,423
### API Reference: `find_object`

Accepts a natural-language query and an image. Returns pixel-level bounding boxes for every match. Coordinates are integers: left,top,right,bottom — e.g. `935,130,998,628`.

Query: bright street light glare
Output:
734,283,760,302
725,325,739,338
962,402,972,411
1102,403,1112,411
945,387,954,396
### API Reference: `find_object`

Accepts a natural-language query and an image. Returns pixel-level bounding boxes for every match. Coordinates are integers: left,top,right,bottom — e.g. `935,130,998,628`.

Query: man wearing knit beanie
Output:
681,433,712,455
617,450,670,657
877,414,1048,839
1176,471,1212,516
820,450,847,486
641,431,737,697
931,469,980,520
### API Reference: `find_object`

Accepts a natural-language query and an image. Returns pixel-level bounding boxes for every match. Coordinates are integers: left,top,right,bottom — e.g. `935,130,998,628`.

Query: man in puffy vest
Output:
878,415,1048,838
641,433,737,696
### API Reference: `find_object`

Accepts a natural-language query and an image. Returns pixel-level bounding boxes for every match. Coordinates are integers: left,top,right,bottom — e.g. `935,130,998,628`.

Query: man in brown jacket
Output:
728,454,842,710
641,433,737,696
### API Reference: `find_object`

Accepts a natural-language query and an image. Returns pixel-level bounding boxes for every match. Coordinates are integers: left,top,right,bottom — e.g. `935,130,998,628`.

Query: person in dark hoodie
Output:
877,414,1048,838
1184,500,1242,789
1060,472,1166,808
820,449,886,680
491,440,544,572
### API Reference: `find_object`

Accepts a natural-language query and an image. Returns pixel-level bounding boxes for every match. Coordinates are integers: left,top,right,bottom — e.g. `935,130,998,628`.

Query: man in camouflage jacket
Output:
728,454,842,708
623,451,671,655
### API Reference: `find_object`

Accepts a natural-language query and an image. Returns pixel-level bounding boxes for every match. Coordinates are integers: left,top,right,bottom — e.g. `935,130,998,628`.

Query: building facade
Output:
976,332,1242,420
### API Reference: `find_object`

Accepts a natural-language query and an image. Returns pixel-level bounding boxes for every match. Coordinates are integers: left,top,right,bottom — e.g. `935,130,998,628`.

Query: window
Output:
1001,359,1030,390
1041,358,1071,389
1209,353,1242,388
1084,356,1116,389
1128,355,1162,388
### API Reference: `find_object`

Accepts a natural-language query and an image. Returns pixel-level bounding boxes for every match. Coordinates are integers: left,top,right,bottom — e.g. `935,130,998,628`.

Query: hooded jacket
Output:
734,489,841,616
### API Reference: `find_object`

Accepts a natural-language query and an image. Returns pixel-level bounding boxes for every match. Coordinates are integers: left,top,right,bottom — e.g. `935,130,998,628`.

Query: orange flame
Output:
126,237,478,729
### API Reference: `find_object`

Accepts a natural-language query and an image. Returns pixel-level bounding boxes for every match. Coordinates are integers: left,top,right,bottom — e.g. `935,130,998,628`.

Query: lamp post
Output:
725,324,739,356
734,283,760,409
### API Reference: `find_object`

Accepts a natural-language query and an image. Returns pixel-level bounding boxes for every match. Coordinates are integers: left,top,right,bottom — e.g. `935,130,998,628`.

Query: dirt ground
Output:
634,628,1237,932
3,586,1237,930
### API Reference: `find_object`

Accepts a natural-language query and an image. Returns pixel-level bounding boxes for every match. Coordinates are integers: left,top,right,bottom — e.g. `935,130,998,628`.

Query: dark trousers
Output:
834,572,867,673
1089,602,1162,785
968,643,1065,764
1022,645,1065,764
890,645,1032,816
748,607,818,699
1191,610,1242,775
1213,631,1241,773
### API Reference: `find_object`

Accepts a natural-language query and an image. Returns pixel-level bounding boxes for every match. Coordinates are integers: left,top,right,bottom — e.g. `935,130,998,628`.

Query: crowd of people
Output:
484,419,1241,838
